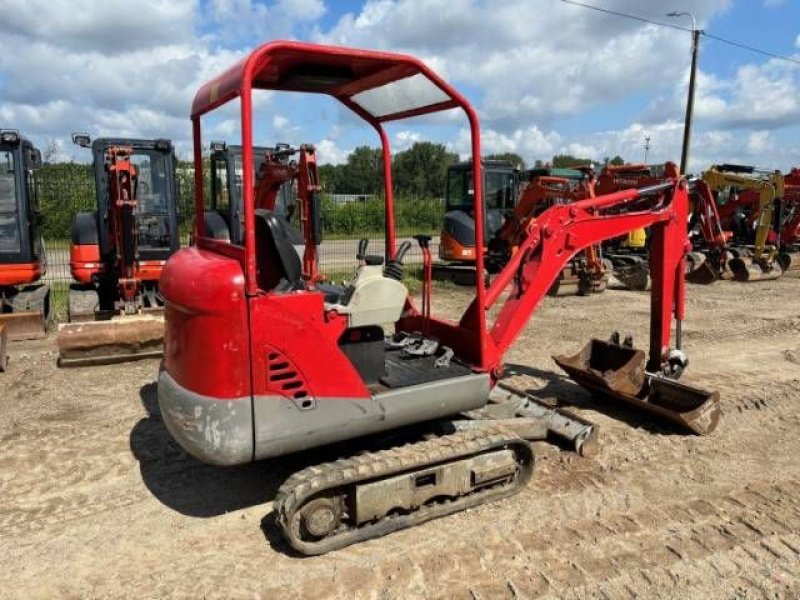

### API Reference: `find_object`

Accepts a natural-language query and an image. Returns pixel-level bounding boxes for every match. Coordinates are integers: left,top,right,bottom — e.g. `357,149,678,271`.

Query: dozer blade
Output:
57,315,164,368
728,256,782,282
553,339,720,435
778,251,800,277
0,311,47,341
0,323,7,372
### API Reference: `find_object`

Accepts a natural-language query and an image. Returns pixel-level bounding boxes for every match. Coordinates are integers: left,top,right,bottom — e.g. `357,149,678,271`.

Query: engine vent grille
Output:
266,350,314,409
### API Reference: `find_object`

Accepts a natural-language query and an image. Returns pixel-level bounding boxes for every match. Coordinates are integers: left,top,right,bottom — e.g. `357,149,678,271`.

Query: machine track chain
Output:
274,426,534,555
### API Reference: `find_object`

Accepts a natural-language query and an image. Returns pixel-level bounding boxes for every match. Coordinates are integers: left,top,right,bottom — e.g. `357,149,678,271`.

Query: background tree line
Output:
34,142,625,238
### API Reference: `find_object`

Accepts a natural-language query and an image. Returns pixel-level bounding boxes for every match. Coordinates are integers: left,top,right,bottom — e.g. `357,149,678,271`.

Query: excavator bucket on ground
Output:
728,255,782,282
56,315,164,367
777,251,800,276
553,339,720,435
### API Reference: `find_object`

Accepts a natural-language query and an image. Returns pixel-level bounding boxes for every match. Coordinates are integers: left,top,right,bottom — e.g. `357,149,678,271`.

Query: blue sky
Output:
1,0,798,171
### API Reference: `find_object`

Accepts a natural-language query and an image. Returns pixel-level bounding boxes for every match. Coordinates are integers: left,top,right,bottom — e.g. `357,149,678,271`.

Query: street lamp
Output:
667,10,700,175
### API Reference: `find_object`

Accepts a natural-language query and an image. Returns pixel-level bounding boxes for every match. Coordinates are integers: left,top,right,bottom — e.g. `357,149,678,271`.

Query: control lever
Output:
413,235,433,333
357,238,369,263
384,241,412,281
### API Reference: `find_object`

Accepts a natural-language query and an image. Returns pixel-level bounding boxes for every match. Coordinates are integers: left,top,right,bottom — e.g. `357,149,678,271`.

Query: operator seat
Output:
254,208,304,291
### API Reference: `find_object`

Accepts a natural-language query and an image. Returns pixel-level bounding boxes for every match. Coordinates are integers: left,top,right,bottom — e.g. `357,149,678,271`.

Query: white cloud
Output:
394,130,421,150
315,0,730,129
315,138,349,165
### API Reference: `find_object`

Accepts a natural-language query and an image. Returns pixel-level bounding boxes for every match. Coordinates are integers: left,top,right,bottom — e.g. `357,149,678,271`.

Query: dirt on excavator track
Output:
1,277,799,598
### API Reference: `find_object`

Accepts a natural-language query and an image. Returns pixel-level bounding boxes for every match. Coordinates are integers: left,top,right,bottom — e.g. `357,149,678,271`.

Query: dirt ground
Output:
1,277,799,599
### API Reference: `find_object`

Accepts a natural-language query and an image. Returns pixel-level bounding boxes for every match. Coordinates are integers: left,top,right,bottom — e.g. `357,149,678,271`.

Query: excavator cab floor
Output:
553,339,720,435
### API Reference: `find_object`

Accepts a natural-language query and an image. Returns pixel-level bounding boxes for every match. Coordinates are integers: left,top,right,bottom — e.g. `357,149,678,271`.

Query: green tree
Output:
341,146,383,195
486,152,526,170
551,154,594,168
610,155,625,166
392,142,458,198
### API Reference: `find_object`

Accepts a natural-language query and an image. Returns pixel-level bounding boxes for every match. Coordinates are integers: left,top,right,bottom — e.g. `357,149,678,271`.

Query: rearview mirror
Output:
71,132,91,148
30,149,42,169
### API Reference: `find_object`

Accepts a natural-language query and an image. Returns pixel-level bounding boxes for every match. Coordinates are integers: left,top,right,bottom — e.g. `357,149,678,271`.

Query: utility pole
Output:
643,136,651,163
668,11,700,175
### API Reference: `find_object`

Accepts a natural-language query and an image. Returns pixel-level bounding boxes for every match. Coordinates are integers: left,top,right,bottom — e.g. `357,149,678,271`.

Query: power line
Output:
703,32,800,66
560,0,690,31
560,0,800,66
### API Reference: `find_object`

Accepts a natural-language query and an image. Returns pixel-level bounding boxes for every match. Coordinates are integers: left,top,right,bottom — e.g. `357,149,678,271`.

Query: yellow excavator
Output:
702,164,785,281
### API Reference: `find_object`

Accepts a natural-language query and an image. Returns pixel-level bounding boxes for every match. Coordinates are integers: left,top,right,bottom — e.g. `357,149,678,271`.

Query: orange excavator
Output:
490,166,609,295
57,134,181,366
0,130,50,360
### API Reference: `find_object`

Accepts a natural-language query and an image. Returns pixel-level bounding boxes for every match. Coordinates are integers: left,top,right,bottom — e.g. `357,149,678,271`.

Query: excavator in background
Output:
595,162,681,290
0,129,50,355
158,42,720,555
434,158,519,284
57,135,181,366
490,166,610,295
777,167,800,274
204,141,297,246
701,164,784,281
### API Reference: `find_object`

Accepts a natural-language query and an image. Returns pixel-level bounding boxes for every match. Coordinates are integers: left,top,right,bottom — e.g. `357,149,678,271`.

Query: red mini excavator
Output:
57,135,181,366
158,42,720,555
491,166,609,295
0,129,50,349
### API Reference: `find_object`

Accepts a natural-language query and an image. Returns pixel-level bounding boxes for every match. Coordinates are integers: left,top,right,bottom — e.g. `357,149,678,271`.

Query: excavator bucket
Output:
728,256,782,282
684,252,721,285
57,315,164,367
778,251,800,276
553,339,720,435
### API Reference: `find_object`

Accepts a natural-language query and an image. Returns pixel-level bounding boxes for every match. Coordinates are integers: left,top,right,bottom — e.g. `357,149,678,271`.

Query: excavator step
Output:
274,426,533,555
57,315,164,367
553,338,720,435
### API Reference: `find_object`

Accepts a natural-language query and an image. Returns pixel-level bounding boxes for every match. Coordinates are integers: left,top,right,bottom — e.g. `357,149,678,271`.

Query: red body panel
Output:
0,262,43,286
160,246,250,398
69,243,102,284
248,294,370,399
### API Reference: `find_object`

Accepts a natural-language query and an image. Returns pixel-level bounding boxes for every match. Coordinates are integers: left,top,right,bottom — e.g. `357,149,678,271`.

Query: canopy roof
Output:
191,41,462,122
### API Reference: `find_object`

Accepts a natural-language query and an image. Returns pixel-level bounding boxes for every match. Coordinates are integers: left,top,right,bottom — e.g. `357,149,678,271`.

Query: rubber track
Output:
274,426,534,555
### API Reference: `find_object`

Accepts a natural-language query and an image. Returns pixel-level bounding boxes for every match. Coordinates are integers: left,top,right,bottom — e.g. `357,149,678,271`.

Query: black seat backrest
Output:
255,209,303,291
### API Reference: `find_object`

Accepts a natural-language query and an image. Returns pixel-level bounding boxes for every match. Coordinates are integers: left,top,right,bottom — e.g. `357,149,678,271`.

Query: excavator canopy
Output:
191,41,462,122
